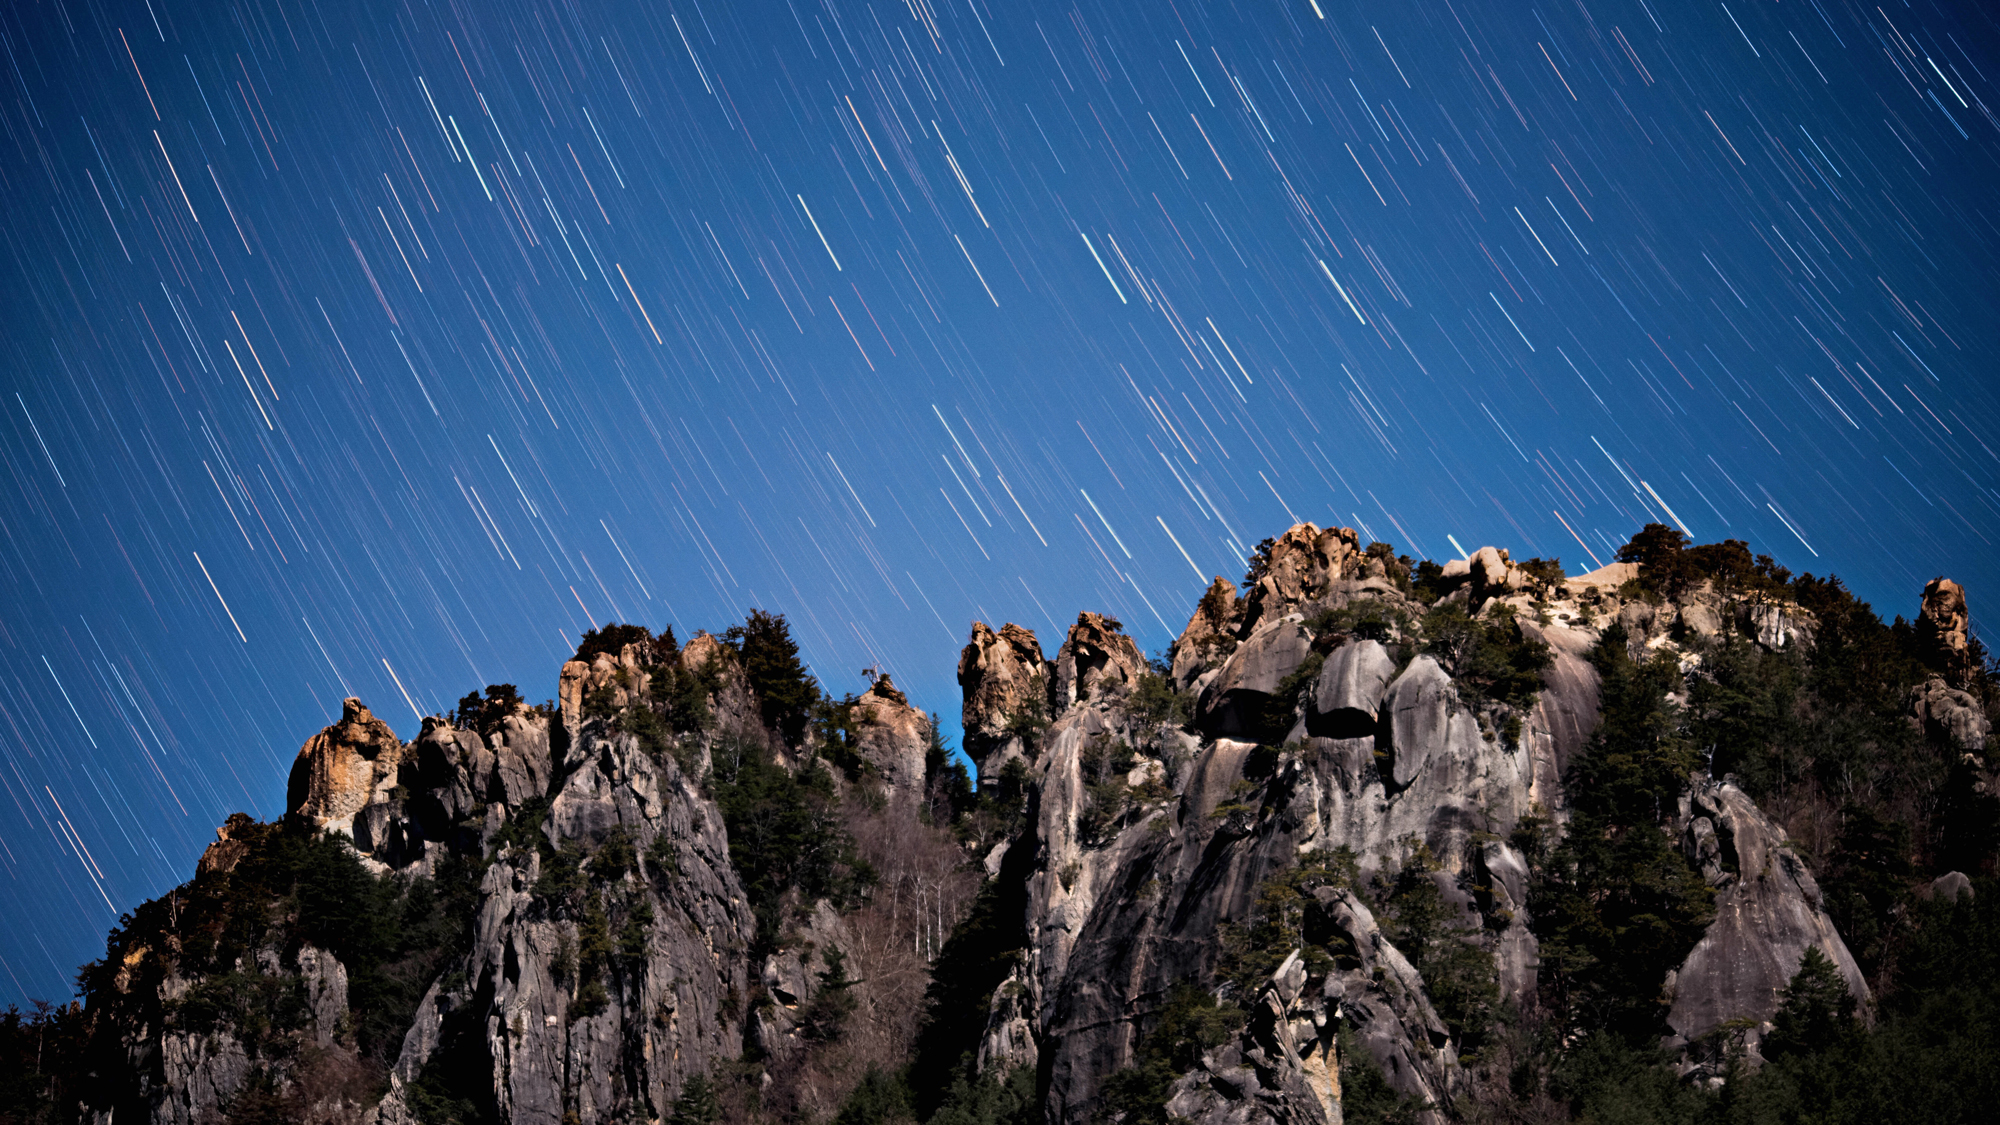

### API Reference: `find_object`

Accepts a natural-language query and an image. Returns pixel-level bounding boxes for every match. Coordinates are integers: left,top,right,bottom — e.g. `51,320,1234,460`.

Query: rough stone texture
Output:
1922,871,1974,901
1307,641,1397,740
286,698,406,840
77,529,1916,1125
559,643,652,748
990,583,1573,1125
959,621,1051,781
1382,657,1471,789
371,716,757,1125
675,633,768,763
1316,891,1457,1119
1197,617,1313,737
1910,676,1991,752
197,812,258,877
1438,546,1522,609
1240,525,1363,635
850,674,931,794
1173,577,1243,691
1666,778,1869,1068
751,899,854,1054
1052,612,1147,711
1743,603,1812,651
1917,577,1972,681
297,944,351,1049
1165,952,1336,1125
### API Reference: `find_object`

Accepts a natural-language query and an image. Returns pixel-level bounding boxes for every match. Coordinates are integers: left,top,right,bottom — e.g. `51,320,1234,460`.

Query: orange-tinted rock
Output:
285,698,404,837
851,674,931,794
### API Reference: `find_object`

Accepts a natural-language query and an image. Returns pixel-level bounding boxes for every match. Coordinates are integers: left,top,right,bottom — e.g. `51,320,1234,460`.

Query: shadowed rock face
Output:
1306,640,1396,740
971,526,1887,1125
1910,676,1992,752
1197,617,1313,738
78,519,1908,1125
1666,778,1871,1075
374,716,756,1125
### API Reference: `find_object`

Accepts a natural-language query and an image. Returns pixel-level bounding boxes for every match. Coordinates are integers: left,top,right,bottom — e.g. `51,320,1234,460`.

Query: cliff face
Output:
954,525,1897,1125
54,522,1987,1125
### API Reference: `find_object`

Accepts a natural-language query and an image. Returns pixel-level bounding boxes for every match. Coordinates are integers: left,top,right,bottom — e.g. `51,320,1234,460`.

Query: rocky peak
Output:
1918,576,1972,682
284,697,405,840
850,674,931,795
1171,576,1241,689
559,641,652,744
1051,612,1146,711
196,811,261,878
958,621,1049,780
1240,523,1362,634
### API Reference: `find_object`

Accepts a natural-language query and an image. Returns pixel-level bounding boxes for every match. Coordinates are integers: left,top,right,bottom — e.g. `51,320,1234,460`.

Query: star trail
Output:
1,0,1997,1002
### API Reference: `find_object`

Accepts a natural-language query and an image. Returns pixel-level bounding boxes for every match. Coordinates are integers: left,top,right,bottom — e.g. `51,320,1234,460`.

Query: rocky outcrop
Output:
286,698,407,842
196,812,259,877
1666,778,1869,1072
559,644,651,747
850,674,931,794
1306,640,1397,740
1173,578,1243,691
1316,890,1457,1118
1196,616,1313,738
959,622,1050,783
1052,612,1147,711
1917,577,1972,682
369,713,756,1125
1240,524,1363,635
1382,656,1468,789
1437,546,1523,609
77,518,1947,1125
1910,676,1992,752
1166,951,1336,1125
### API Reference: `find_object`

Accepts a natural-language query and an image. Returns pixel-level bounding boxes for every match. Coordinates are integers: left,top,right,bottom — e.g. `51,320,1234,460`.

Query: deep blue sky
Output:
2,0,1996,1003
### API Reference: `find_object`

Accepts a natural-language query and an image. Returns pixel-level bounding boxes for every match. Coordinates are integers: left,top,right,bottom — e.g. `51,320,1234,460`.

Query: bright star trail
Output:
1,0,1997,1002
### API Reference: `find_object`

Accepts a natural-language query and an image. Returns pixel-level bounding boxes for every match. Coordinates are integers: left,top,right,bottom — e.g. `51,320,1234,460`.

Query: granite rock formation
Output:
63,519,1966,1125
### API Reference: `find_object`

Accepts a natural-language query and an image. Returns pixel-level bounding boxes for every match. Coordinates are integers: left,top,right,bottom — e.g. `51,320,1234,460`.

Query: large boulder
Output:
1052,612,1146,712
1911,676,1991,751
1196,617,1313,737
1666,778,1869,1067
1306,639,1396,739
1438,546,1522,608
1383,657,1460,788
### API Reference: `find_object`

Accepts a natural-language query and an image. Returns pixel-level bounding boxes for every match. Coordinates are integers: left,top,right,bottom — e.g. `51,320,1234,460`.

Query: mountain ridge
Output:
4,520,1996,1125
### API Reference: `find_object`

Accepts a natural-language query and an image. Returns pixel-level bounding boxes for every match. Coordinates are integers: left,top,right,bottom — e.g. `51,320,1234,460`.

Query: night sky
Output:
2,0,1997,1004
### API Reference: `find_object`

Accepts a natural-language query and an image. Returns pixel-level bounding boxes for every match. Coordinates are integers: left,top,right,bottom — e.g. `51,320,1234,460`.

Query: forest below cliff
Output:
1,525,1996,1125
